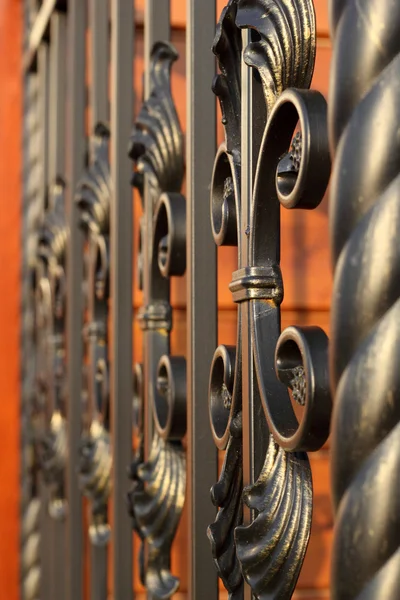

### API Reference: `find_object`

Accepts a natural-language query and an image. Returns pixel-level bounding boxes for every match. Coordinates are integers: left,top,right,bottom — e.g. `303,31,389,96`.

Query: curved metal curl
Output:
35,181,68,519
75,125,112,542
127,41,187,600
209,1,332,597
329,1,400,598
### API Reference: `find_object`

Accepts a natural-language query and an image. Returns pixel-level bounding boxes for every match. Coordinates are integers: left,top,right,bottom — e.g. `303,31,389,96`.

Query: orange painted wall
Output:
0,1,22,599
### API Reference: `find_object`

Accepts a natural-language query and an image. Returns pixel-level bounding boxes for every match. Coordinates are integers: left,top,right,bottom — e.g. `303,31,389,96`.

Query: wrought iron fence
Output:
20,0,400,599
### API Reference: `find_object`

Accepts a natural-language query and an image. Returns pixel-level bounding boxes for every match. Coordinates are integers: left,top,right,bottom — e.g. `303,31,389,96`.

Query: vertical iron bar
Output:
88,3,109,597
141,8,170,566
240,29,269,600
110,1,133,597
38,44,50,209
65,2,86,599
186,1,218,598
144,1,170,95
36,44,51,600
48,13,66,183
89,0,109,129
48,15,68,600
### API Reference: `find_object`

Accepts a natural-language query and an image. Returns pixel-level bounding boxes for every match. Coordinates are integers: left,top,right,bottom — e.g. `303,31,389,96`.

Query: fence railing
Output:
20,1,400,599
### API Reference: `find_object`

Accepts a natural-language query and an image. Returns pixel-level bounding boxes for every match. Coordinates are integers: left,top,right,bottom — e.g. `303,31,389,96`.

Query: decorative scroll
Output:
35,180,69,520
126,41,187,600
329,2,400,598
75,124,112,545
209,0,332,597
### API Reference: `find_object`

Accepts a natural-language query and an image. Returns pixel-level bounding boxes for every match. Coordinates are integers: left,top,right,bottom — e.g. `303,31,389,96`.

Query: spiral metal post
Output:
329,1,400,598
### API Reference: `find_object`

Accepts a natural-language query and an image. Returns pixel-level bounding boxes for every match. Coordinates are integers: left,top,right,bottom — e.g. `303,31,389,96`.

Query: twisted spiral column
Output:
329,1,400,598
21,498,41,600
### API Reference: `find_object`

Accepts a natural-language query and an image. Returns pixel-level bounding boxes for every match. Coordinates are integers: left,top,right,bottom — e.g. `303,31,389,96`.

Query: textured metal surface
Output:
209,1,331,598
329,1,400,598
127,41,186,600
75,127,112,555
21,63,42,600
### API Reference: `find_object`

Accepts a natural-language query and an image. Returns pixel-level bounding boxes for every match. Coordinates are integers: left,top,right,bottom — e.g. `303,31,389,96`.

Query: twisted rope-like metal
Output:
21,498,41,600
329,1,400,598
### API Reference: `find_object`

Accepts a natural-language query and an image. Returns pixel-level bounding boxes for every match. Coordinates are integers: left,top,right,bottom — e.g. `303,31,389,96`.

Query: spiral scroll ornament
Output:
329,2,400,598
75,125,112,545
35,180,68,519
127,41,187,600
209,1,332,597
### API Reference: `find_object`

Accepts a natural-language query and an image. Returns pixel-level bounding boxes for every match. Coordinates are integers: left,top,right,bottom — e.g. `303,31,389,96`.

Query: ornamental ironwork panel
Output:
328,0,400,598
19,0,400,598
208,1,332,597
76,125,112,545
127,40,187,600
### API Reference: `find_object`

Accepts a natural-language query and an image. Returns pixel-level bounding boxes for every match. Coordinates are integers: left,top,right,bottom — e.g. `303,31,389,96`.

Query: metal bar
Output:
110,1,134,597
141,8,171,582
65,1,86,599
87,5,110,595
48,12,67,183
23,0,67,72
90,545,108,600
37,45,50,206
47,15,68,600
36,44,52,600
89,0,109,129
186,1,218,598
240,29,269,600
144,1,170,96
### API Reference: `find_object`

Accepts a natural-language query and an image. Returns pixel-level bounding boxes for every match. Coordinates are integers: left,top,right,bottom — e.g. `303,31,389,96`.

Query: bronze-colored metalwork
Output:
329,1,400,598
209,1,332,597
126,41,187,600
75,124,112,545
35,179,69,520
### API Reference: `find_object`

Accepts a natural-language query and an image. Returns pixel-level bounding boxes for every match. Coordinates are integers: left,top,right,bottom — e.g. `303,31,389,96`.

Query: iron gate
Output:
20,0,400,599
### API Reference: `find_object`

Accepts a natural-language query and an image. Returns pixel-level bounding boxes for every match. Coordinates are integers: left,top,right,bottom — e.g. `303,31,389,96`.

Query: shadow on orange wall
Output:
0,1,22,599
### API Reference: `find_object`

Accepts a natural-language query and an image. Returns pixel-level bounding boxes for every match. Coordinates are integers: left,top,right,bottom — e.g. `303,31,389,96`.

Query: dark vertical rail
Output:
47,14,67,600
38,45,50,209
89,0,109,127
141,0,170,523
88,3,109,598
329,1,400,598
186,1,218,598
110,1,133,597
65,2,86,599
239,29,268,600
144,1,170,94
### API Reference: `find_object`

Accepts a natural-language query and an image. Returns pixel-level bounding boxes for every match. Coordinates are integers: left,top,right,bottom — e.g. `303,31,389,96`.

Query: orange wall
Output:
0,1,22,598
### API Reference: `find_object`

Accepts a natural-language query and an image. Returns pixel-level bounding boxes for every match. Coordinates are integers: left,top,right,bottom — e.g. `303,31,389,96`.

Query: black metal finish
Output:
209,1,332,598
21,0,400,598
110,0,134,597
329,1,400,598
75,126,112,600
186,0,219,596
127,41,186,600
65,1,86,598
76,4,111,597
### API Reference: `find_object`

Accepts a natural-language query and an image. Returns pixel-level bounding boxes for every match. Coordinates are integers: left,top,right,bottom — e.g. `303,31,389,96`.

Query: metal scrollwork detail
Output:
127,41,187,600
75,124,112,545
36,180,69,520
209,0,332,597
329,2,400,598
